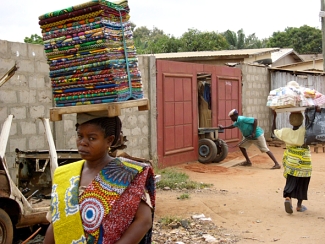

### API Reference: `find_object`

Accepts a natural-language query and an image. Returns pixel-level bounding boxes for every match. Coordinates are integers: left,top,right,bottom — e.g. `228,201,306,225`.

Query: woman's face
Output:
76,123,114,162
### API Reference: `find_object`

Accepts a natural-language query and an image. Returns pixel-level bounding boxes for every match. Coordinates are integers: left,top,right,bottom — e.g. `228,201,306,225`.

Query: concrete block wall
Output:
138,56,158,165
0,40,152,183
239,64,272,138
121,56,152,159
0,40,53,181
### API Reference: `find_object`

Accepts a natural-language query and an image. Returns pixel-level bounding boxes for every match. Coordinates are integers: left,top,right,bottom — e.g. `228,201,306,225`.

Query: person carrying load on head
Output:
274,112,311,214
43,114,156,244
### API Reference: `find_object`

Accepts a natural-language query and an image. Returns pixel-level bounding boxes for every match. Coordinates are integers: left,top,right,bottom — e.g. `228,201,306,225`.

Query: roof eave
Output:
269,67,325,75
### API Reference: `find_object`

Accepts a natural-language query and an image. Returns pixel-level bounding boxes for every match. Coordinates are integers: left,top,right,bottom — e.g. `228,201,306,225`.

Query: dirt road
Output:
155,145,325,243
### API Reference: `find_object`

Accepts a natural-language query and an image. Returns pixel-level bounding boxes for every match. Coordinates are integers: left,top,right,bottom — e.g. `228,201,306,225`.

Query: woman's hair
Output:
76,116,122,146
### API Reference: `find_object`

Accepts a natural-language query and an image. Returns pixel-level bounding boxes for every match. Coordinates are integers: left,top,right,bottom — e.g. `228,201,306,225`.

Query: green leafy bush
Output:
155,168,212,190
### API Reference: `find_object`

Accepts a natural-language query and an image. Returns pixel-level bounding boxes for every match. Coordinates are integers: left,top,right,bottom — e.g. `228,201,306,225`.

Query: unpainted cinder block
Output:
0,90,17,103
30,105,45,119
21,121,37,135
10,42,28,58
10,106,26,119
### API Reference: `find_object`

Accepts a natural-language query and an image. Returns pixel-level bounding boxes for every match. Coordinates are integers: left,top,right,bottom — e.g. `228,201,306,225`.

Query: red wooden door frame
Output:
157,60,200,167
156,60,242,167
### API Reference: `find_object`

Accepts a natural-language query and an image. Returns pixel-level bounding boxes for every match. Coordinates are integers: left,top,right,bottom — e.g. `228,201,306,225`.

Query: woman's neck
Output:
84,155,114,171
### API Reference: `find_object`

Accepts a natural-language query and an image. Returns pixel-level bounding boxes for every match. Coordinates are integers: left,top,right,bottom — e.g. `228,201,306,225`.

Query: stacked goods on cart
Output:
38,0,143,107
266,81,325,110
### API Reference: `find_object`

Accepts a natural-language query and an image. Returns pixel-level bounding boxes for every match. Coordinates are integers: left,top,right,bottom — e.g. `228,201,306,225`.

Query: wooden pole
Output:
21,227,42,244
322,0,325,71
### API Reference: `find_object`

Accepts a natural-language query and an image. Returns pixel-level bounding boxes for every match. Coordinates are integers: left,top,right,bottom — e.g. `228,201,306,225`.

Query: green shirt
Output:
233,116,263,139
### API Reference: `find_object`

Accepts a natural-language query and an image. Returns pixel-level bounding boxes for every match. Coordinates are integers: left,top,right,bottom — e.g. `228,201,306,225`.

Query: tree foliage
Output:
267,25,322,54
133,26,180,54
132,26,274,54
222,29,268,49
223,29,245,49
178,28,229,52
26,24,321,54
24,34,43,44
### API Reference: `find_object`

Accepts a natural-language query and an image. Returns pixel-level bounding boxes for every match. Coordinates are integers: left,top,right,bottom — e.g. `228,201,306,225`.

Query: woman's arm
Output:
43,223,55,244
115,200,153,244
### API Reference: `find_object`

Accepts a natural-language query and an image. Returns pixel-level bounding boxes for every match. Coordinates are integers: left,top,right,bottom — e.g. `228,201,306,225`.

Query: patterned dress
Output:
274,127,312,178
274,127,312,200
50,157,155,244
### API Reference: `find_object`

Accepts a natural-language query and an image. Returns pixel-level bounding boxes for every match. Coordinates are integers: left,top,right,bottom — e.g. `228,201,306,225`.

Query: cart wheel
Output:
0,208,13,244
213,139,228,162
198,139,218,164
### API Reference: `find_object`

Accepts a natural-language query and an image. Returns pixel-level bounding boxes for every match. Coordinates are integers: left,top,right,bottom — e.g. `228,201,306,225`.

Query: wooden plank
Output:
0,63,18,88
275,107,307,113
217,157,245,168
49,98,150,121
218,154,258,168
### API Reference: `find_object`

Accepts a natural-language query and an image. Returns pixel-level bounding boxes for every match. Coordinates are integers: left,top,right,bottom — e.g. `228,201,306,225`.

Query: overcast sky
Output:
0,0,322,43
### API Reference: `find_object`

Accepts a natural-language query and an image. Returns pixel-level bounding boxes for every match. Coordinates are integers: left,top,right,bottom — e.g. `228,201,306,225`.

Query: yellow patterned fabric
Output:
51,160,86,244
282,146,312,178
274,127,312,178
50,157,155,244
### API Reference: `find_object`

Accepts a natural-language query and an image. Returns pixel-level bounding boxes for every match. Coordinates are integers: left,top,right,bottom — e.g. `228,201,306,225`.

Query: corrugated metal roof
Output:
269,58,325,74
271,48,303,62
299,53,322,61
271,58,323,69
140,48,280,59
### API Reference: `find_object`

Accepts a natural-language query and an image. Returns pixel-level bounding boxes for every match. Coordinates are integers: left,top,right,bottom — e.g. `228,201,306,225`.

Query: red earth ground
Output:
154,144,325,243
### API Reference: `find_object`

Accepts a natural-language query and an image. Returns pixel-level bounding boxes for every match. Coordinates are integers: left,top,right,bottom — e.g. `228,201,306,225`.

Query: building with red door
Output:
138,48,283,167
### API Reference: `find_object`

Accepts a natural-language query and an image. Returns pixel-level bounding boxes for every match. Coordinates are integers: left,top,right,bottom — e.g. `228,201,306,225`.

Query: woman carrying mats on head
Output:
274,112,311,214
43,114,155,244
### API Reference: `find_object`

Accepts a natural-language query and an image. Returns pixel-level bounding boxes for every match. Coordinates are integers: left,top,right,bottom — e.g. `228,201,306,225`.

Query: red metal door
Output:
212,66,242,151
157,60,242,167
157,60,201,167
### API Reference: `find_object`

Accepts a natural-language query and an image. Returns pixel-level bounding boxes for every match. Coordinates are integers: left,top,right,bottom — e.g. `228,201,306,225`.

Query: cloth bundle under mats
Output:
38,0,143,107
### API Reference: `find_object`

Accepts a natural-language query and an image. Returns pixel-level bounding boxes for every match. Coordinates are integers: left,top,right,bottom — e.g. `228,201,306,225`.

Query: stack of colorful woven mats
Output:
38,0,143,107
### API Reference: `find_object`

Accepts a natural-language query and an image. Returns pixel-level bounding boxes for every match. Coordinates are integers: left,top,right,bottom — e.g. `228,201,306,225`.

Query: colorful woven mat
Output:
39,3,129,25
39,0,143,106
39,0,128,20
